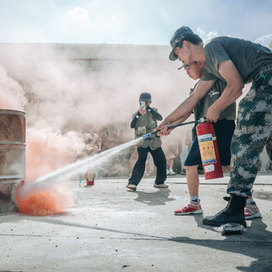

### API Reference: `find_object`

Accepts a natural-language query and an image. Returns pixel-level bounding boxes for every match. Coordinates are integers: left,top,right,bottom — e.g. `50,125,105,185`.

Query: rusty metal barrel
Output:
0,109,25,213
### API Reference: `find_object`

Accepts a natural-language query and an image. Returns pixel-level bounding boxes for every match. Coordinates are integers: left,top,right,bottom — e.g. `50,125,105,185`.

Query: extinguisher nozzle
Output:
142,133,152,139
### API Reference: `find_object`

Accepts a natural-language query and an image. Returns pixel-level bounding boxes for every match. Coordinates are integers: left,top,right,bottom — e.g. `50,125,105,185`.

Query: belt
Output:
254,67,272,89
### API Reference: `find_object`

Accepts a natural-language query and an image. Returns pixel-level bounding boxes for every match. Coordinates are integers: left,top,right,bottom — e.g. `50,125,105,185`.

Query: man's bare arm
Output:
157,79,216,130
206,60,244,122
156,114,192,136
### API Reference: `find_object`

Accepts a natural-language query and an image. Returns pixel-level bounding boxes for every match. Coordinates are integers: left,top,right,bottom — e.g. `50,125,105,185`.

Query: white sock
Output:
190,196,199,202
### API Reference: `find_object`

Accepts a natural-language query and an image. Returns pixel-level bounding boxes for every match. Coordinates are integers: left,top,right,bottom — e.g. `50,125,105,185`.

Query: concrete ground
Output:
0,175,271,272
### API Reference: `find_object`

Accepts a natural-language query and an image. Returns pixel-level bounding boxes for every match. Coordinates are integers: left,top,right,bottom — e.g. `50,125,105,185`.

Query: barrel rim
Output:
0,142,26,145
0,109,25,115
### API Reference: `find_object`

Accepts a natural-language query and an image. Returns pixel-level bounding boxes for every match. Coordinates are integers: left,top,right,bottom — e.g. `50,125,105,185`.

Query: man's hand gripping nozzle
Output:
141,117,206,139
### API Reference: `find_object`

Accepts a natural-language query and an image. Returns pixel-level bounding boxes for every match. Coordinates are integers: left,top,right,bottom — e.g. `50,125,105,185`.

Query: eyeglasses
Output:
178,61,198,70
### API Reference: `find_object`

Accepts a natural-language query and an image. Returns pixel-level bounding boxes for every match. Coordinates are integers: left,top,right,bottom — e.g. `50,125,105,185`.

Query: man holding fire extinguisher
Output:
163,60,261,219
157,26,272,228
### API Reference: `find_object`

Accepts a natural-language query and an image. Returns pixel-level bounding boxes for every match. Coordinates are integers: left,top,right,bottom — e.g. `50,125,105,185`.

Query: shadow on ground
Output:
9,212,269,272
133,189,175,206
174,217,272,272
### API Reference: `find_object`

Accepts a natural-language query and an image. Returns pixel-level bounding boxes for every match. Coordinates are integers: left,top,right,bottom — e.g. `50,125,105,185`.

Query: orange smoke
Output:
15,128,83,215
25,128,80,182
15,182,74,216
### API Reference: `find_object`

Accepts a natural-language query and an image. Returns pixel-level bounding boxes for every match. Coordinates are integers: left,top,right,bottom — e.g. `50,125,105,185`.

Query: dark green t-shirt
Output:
203,36,272,83
191,80,236,121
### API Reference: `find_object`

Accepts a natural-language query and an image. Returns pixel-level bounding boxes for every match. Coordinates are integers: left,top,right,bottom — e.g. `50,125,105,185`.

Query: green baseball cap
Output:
169,26,194,61
139,92,152,102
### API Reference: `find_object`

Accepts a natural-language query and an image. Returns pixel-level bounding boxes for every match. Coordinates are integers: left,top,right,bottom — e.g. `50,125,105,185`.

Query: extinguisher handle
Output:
167,120,196,130
166,117,206,130
198,117,206,123
163,116,206,131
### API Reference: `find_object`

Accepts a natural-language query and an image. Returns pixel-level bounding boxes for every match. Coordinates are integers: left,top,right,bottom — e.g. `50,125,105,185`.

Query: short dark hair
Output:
176,33,203,48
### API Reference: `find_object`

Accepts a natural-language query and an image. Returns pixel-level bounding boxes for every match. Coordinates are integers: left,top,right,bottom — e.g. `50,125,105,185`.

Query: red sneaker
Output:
174,201,203,215
244,202,262,220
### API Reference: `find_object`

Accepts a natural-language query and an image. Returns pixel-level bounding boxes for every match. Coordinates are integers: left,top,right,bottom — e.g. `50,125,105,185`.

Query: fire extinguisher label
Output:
198,134,217,164
204,164,215,173
198,134,212,142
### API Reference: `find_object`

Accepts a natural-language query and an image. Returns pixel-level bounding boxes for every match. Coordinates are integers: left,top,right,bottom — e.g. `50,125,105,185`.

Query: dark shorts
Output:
184,119,235,167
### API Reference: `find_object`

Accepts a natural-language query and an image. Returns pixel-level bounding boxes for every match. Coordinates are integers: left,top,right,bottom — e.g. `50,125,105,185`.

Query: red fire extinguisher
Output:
196,121,223,180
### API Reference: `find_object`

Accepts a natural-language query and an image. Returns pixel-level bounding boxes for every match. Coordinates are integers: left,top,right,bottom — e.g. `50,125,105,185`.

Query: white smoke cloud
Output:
196,27,272,49
0,43,194,180
67,7,90,23
56,6,123,43
254,34,272,48
196,27,218,43
0,66,26,110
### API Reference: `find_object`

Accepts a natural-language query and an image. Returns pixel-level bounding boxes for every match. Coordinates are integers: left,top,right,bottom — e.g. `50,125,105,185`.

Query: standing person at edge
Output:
127,92,168,191
173,61,261,219
157,26,272,227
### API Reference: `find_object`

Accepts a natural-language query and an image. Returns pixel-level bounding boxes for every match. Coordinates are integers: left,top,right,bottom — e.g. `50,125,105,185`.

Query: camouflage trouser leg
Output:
227,78,272,197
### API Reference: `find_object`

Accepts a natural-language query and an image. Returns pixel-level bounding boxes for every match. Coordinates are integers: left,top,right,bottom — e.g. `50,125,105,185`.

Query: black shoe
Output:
126,184,137,191
202,195,247,227
202,210,246,227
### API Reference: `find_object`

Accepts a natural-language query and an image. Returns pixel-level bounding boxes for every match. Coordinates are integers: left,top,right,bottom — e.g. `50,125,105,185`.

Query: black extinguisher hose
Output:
142,117,206,139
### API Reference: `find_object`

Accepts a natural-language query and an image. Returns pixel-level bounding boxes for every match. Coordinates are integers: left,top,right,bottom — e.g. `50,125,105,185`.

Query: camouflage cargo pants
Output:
227,72,272,197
